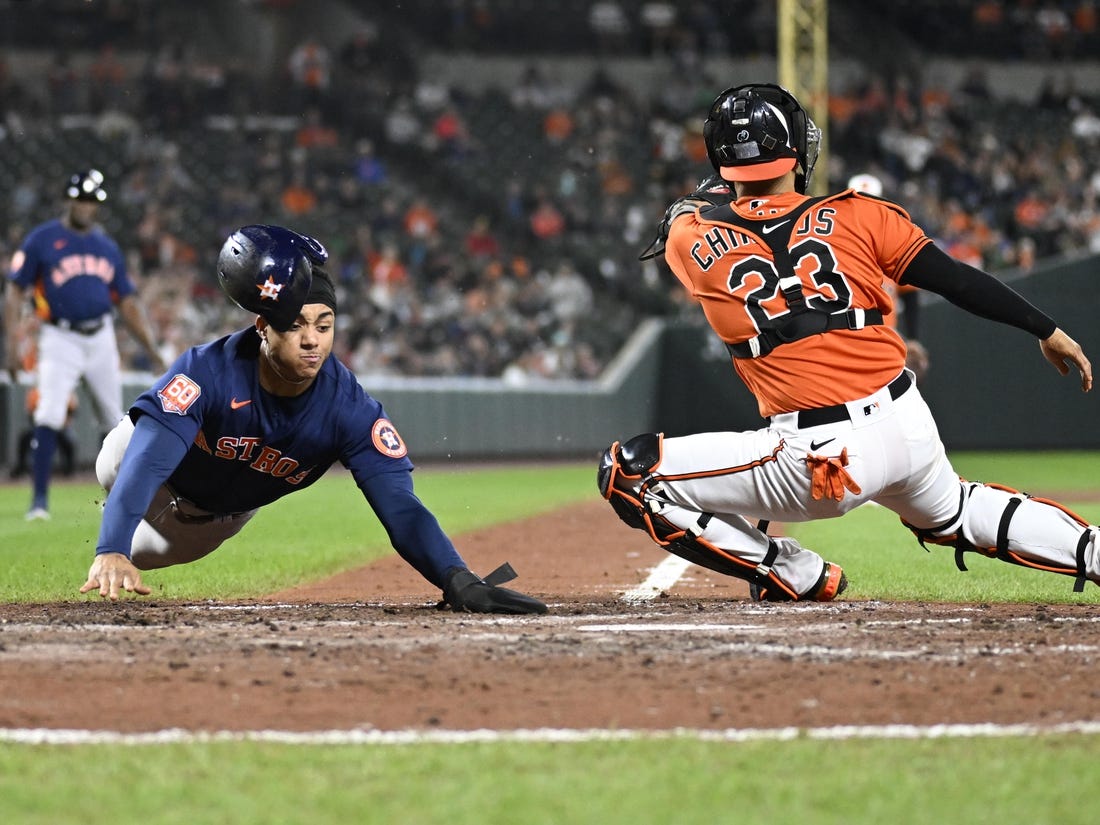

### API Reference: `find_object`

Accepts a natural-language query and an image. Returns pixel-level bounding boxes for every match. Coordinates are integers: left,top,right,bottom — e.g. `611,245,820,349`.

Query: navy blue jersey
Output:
131,328,414,513
8,219,132,323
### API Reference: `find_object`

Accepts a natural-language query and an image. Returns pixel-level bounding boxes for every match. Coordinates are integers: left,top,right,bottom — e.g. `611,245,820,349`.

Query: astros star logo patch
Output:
257,277,285,301
372,418,408,459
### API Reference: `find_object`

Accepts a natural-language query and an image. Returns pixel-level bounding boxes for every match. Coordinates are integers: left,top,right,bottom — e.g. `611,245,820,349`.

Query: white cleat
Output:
25,508,51,522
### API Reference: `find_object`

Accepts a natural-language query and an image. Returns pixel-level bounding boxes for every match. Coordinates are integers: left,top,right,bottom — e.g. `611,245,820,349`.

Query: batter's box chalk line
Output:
622,555,693,602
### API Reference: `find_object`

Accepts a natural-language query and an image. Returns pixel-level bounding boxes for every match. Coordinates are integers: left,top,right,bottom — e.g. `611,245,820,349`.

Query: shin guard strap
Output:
956,494,1022,571
995,497,1024,556
758,537,780,577
1074,529,1091,593
954,537,979,572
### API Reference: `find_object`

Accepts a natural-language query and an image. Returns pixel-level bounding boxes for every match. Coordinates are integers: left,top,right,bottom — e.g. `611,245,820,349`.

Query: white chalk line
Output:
3,721,1100,747
622,554,692,602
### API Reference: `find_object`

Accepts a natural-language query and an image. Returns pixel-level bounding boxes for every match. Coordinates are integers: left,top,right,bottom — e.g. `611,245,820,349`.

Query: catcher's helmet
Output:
216,224,328,332
703,83,821,194
66,169,107,202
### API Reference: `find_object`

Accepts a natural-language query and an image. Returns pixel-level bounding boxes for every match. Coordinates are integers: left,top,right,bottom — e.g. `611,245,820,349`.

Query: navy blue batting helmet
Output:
216,225,328,331
66,169,107,202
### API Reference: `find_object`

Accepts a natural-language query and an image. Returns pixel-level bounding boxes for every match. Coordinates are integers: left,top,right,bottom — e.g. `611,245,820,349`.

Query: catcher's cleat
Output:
809,562,847,601
748,580,788,602
749,562,847,603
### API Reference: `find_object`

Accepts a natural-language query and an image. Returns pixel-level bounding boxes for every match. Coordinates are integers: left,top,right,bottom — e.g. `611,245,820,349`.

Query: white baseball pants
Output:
35,321,123,430
630,371,1099,595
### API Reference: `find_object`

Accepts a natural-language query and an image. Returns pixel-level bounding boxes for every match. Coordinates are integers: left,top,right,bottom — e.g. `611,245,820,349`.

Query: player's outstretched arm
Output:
355,469,547,613
79,552,152,601
1040,327,1093,392
900,245,1093,391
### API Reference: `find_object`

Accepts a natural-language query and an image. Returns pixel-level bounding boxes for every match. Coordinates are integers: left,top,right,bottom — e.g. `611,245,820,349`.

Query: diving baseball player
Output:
80,224,546,614
601,83,1096,602
5,169,165,520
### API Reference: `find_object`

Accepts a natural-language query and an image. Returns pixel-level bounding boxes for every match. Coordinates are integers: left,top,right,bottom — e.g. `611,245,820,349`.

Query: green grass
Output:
2,735,1099,825
948,450,1100,491
0,462,596,602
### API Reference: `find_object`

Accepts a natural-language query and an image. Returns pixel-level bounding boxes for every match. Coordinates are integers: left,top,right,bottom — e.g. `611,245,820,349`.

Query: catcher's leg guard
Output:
598,435,809,601
598,434,662,533
904,481,1099,591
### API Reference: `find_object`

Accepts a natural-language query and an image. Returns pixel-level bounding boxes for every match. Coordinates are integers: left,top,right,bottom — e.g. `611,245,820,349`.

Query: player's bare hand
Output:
79,552,152,601
1040,328,1092,392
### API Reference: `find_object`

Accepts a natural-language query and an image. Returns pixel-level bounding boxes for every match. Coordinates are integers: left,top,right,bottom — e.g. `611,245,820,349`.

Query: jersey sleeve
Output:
355,468,465,588
96,415,190,558
855,196,933,284
337,381,415,479
129,349,212,451
337,376,459,588
8,228,44,286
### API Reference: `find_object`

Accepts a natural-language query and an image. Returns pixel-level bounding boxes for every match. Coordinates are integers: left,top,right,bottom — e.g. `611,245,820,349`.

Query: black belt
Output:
50,317,106,335
166,485,249,524
786,371,912,429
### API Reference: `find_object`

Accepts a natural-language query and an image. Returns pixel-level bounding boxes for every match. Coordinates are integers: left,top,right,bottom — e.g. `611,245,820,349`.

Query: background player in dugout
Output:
601,83,1096,602
4,169,166,520
80,224,545,615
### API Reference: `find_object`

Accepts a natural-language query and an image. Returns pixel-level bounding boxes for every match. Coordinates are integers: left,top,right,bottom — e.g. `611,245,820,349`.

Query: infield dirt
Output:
3,499,1100,733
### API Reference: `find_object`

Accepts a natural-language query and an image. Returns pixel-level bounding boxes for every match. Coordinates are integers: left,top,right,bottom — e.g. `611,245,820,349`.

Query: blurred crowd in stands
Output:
2,0,1100,380
9,1,1100,60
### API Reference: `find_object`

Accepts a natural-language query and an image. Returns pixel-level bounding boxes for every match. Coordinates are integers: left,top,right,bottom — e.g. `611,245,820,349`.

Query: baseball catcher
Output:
601,82,1096,602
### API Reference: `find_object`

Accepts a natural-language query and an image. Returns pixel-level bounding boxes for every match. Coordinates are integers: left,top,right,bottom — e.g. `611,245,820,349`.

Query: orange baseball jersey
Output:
665,190,931,417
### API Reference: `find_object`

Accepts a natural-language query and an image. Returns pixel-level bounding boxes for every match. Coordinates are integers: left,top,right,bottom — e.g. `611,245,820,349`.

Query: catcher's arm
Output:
639,174,732,261
900,244,1091,391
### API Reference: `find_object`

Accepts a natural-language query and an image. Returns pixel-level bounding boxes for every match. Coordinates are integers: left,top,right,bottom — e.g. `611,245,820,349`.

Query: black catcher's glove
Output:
639,173,732,261
441,563,548,615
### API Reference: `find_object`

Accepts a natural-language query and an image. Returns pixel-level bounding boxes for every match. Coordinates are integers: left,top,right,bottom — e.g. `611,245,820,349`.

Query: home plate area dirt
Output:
3,499,1100,735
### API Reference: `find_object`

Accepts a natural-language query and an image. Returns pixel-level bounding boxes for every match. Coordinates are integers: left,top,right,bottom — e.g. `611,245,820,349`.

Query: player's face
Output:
67,201,99,230
260,304,334,391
